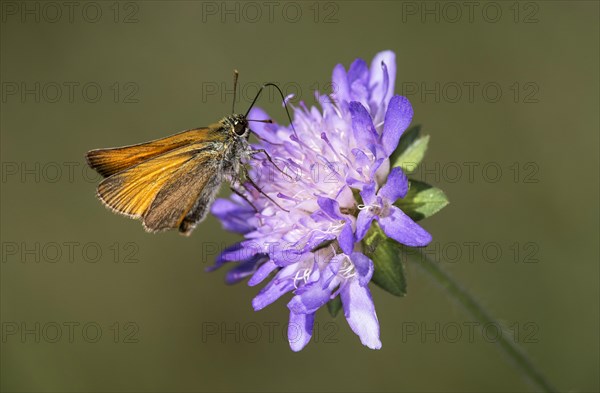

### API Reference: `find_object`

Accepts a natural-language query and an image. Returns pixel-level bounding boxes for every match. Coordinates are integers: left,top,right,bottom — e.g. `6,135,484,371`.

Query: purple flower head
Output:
209,50,432,350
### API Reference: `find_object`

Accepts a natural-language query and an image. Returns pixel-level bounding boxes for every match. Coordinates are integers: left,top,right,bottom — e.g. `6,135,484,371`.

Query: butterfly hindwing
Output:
143,155,223,234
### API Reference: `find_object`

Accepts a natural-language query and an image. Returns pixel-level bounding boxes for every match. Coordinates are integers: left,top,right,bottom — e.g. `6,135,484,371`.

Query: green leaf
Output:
390,125,430,174
351,188,363,205
390,124,421,162
396,180,449,221
393,136,430,174
362,224,407,297
327,297,342,317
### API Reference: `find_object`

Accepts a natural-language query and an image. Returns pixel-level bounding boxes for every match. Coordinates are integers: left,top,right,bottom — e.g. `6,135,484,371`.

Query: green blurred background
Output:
1,1,598,392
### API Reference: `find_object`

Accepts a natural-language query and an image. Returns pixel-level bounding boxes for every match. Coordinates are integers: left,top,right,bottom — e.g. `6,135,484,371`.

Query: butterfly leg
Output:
249,149,294,181
228,170,265,221
239,166,290,213
229,185,259,214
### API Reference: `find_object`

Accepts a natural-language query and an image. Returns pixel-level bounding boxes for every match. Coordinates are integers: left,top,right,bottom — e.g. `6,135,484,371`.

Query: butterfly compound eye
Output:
234,121,247,136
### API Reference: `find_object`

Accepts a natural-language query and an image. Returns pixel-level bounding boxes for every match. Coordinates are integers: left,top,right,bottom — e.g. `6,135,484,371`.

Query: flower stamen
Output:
357,203,382,214
293,267,312,289
339,257,356,279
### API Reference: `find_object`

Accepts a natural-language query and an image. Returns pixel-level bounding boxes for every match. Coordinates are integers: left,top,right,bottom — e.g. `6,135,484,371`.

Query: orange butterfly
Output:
86,72,290,236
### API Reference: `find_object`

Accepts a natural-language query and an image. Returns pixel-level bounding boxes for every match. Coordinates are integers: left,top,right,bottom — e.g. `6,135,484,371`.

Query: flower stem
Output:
411,249,557,392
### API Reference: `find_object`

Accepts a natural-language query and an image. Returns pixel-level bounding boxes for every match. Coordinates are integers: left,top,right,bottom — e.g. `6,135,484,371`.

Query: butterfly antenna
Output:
232,69,239,114
245,82,298,138
247,119,273,124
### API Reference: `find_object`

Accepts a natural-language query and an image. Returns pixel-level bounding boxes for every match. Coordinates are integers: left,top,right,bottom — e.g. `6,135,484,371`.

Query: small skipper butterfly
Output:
86,71,292,236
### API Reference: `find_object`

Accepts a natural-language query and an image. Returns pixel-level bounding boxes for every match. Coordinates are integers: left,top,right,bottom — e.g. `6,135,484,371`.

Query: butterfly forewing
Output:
96,146,198,217
86,125,224,177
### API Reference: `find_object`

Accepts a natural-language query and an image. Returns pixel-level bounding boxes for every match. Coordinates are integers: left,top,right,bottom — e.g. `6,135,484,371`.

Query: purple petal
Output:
288,264,341,314
382,96,413,156
252,265,296,311
338,221,355,255
288,311,315,352
247,107,280,143
331,63,350,104
355,210,375,242
341,280,381,350
351,148,372,169
317,197,343,220
220,241,261,262
326,254,345,277
369,51,396,108
288,281,332,314
346,176,366,189
347,58,371,109
303,231,337,255
379,206,432,247
205,242,244,271
368,157,386,179
359,182,377,205
270,246,306,267
349,102,378,154
211,198,255,234
350,252,374,285
335,184,355,206
225,255,266,284
379,167,409,203
248,260,278,286
350,81,370,110
347,58,368,86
